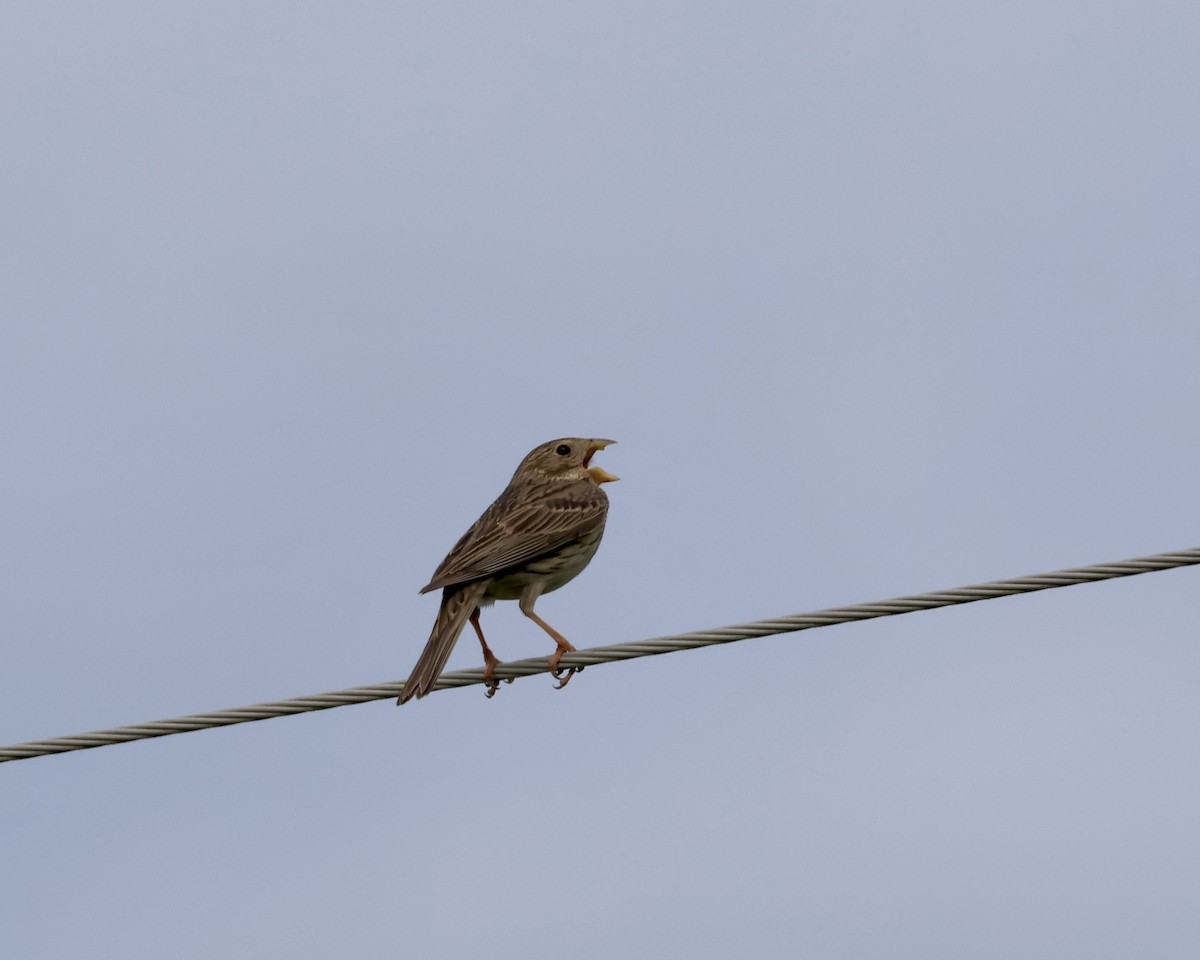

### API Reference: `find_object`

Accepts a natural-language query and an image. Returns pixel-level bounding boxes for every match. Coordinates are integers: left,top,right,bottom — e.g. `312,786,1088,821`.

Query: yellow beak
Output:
585,439,619,483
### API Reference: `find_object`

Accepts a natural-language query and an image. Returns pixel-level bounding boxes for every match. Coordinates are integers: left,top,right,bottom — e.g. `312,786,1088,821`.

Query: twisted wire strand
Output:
2,547,1196,763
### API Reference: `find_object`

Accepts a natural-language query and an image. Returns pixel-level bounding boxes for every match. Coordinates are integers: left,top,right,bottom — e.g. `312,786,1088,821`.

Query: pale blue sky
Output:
2,2,1198,958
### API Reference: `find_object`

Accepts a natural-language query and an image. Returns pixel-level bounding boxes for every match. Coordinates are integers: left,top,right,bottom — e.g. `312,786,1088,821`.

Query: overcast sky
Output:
2,2,1198,958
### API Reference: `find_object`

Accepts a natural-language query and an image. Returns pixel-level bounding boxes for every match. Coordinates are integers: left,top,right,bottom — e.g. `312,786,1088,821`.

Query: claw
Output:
552,667,577,690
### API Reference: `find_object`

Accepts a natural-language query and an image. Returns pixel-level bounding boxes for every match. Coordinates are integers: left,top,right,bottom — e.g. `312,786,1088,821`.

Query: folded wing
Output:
420,481,609,594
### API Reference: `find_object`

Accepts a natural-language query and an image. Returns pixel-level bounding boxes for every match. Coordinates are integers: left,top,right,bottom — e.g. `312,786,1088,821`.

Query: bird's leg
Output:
469,609,504,698
520,606,580,689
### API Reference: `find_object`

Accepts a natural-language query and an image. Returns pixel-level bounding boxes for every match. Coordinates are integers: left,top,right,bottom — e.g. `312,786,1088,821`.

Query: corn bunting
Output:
397,438,618,704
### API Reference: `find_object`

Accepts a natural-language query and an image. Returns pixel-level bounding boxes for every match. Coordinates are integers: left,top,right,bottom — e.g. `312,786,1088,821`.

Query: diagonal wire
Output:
2,547,1197,764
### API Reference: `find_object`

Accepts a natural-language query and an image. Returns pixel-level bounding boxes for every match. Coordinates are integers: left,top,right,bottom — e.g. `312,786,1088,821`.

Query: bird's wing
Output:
420,480,608,593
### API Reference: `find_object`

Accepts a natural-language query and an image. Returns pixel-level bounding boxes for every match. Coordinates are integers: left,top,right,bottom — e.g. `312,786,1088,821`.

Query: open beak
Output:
584,439,619,484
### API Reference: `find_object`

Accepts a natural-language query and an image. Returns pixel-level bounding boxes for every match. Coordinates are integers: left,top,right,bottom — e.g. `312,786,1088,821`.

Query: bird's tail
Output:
398,581,489,704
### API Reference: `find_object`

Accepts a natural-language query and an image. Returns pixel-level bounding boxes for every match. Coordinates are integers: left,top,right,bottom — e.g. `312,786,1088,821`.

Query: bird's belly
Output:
485,530,603,601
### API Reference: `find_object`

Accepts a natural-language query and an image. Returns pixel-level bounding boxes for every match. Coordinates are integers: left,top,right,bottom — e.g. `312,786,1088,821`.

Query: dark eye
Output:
555,444,571,456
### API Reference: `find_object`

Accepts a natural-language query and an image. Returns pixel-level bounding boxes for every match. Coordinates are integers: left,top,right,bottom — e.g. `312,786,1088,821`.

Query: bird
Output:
397,438,619,704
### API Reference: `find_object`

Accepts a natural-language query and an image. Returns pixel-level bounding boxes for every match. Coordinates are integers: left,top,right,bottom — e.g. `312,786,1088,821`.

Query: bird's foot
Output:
548,643,580,690
483,652,503,699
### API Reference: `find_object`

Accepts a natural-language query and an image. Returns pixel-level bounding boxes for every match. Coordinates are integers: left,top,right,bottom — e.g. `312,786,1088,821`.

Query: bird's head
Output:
514,438,619,485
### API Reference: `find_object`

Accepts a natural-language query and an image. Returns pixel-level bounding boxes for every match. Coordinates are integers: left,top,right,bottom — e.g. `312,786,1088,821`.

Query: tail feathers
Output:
398,581,489,704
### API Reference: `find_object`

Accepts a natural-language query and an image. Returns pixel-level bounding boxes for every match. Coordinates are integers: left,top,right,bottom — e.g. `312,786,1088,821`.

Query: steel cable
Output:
2,547,1196,763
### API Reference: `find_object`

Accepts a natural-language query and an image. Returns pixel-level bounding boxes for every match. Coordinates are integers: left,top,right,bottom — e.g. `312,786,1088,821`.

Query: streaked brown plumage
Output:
397,438,619,704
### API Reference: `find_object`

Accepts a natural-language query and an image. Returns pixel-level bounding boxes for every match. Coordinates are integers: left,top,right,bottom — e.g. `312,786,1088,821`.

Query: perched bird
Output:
397,438,619,704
